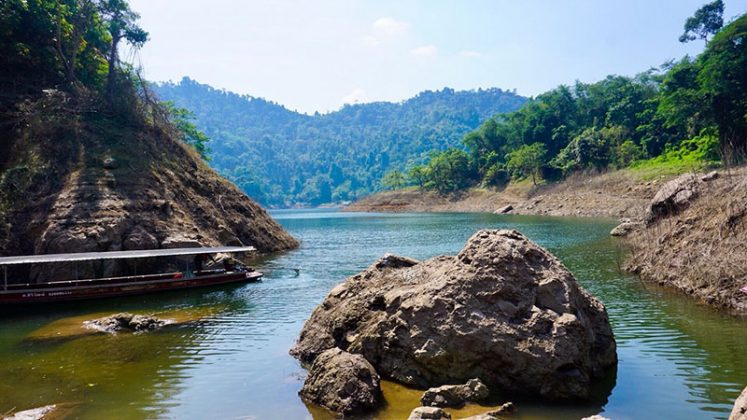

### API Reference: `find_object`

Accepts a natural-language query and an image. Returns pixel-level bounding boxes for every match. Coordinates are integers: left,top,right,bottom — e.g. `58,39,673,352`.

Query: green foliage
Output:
631,130,720,178
153,78,526,206
381,169,406,190
679,0,724,43
698,13,747,162
162,101,211,160
506,143,547,185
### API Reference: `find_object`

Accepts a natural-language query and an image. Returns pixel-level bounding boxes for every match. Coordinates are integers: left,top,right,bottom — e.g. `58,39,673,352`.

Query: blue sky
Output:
128,0,747,114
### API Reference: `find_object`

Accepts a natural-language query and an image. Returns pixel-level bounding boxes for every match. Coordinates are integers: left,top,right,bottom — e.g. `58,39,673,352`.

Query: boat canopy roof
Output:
0,246,257,266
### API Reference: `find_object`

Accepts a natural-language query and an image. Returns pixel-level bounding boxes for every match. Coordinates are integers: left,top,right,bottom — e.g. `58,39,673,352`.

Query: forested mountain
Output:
153,78,526,207
392,3,745,195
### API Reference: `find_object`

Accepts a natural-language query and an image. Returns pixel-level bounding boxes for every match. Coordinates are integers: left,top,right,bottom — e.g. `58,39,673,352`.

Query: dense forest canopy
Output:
398,6,746,194
153,79,526,207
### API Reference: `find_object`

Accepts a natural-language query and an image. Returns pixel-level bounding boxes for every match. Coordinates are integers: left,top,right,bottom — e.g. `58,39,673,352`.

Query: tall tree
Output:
679,0,724,44
98,0,148,101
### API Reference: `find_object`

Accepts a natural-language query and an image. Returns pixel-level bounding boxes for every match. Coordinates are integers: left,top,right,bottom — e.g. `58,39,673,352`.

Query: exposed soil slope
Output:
0,92,297,282
346,171,660,218
625,167,747,314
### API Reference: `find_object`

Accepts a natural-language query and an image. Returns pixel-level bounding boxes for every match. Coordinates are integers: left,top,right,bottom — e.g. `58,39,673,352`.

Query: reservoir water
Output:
1,209,746,419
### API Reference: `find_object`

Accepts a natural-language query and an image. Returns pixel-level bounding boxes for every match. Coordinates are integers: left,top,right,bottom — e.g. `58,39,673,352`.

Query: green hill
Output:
153,78,526,207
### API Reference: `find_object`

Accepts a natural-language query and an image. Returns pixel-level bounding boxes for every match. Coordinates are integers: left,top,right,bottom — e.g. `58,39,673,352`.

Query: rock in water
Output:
460,402,517,420
610,221,643,237
84,313,169,333
291,229,617,401
298,347,382,415
408,406,452,420
420,378,489,407
730,386,747,420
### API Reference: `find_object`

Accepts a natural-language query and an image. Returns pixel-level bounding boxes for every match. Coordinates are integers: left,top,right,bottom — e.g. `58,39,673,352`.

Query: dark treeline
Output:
153,79,527,207
390,2,745,194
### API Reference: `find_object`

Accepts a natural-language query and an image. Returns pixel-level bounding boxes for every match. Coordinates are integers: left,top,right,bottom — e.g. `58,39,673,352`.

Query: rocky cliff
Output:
0,91,297,282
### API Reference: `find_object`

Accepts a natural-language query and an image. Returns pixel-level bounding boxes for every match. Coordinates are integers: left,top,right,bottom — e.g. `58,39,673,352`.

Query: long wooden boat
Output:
0,246,262,305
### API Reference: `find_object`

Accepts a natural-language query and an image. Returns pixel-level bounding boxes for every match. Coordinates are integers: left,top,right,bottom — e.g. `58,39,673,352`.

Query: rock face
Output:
420,378,489,407
644,174,702,225
291,229,617,401
730,386,747,420
298,347,382,415
408,406,451,420
84,313,169,333
0,93,298,284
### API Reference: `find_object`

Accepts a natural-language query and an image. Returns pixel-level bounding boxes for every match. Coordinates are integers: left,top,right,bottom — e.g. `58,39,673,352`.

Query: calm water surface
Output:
1,209,746,419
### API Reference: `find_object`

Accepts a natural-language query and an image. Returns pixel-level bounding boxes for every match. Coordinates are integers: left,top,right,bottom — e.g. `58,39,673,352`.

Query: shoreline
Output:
344,169,662,219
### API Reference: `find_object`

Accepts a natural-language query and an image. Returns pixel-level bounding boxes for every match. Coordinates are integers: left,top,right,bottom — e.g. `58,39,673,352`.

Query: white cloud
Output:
341,88,368,105
410,44,438,57
459,50,482,58
372,17,409,36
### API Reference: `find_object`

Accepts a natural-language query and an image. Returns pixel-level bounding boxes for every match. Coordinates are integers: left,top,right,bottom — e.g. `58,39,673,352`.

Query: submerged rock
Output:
407,406,451,420
299,347,382,415
460,402,517,420
291,229,617,401
3,403,80,420
84,312,169,334
730,386,747,420
420,378,489,408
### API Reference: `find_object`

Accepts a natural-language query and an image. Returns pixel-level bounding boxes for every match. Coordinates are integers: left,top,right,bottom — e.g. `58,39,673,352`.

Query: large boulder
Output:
298,347,382,415
291,229,617,401
420,378,489,408
730,386,747,420
644,174,701,225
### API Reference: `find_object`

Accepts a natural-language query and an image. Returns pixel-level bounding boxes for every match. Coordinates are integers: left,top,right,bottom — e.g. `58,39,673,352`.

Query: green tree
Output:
698,14,747,162
98,0,148,101
381,169,406,190
679,0,724,44
163,101,211,160
506,143,547,185
407,165,427,189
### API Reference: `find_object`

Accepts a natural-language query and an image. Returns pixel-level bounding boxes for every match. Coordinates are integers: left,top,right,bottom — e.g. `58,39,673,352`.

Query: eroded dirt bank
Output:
345,170,661,218
625,167,747,315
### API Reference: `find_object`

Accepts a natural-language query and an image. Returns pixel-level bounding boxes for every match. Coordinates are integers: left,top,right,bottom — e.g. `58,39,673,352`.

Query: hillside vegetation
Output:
383,3,745,196
153,78,526,207
0,0,297,280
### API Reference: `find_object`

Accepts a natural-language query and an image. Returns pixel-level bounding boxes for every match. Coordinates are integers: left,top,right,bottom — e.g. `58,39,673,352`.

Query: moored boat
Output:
0,246,262,304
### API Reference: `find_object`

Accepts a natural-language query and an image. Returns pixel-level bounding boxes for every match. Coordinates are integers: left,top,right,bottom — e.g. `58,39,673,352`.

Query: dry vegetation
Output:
625,167,747,314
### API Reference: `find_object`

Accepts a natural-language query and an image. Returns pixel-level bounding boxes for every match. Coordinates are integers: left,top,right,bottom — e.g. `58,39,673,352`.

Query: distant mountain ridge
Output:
153,77,526,207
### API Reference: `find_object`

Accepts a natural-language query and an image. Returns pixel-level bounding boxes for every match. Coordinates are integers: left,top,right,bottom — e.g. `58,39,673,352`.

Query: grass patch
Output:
628,134,721,181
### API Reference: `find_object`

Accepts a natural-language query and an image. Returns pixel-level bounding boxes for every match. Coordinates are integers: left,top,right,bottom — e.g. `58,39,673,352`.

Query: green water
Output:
1,209,746,419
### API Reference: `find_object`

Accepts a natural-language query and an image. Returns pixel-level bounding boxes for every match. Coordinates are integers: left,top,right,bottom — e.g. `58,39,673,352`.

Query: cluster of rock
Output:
292,229,617,415
84,312,170,334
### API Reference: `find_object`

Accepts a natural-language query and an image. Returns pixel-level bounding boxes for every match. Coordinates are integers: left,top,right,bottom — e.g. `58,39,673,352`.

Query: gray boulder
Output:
730,386,747,420
644,174,701,225
494,205,513,214
421,378,489,407
291,229,617,401
408,406,451,420
298,347,382,415
84,313,169,334
610,221,643,237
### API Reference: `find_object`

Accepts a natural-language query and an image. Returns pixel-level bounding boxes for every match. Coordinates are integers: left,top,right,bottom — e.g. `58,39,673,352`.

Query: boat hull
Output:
0,271,262,304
